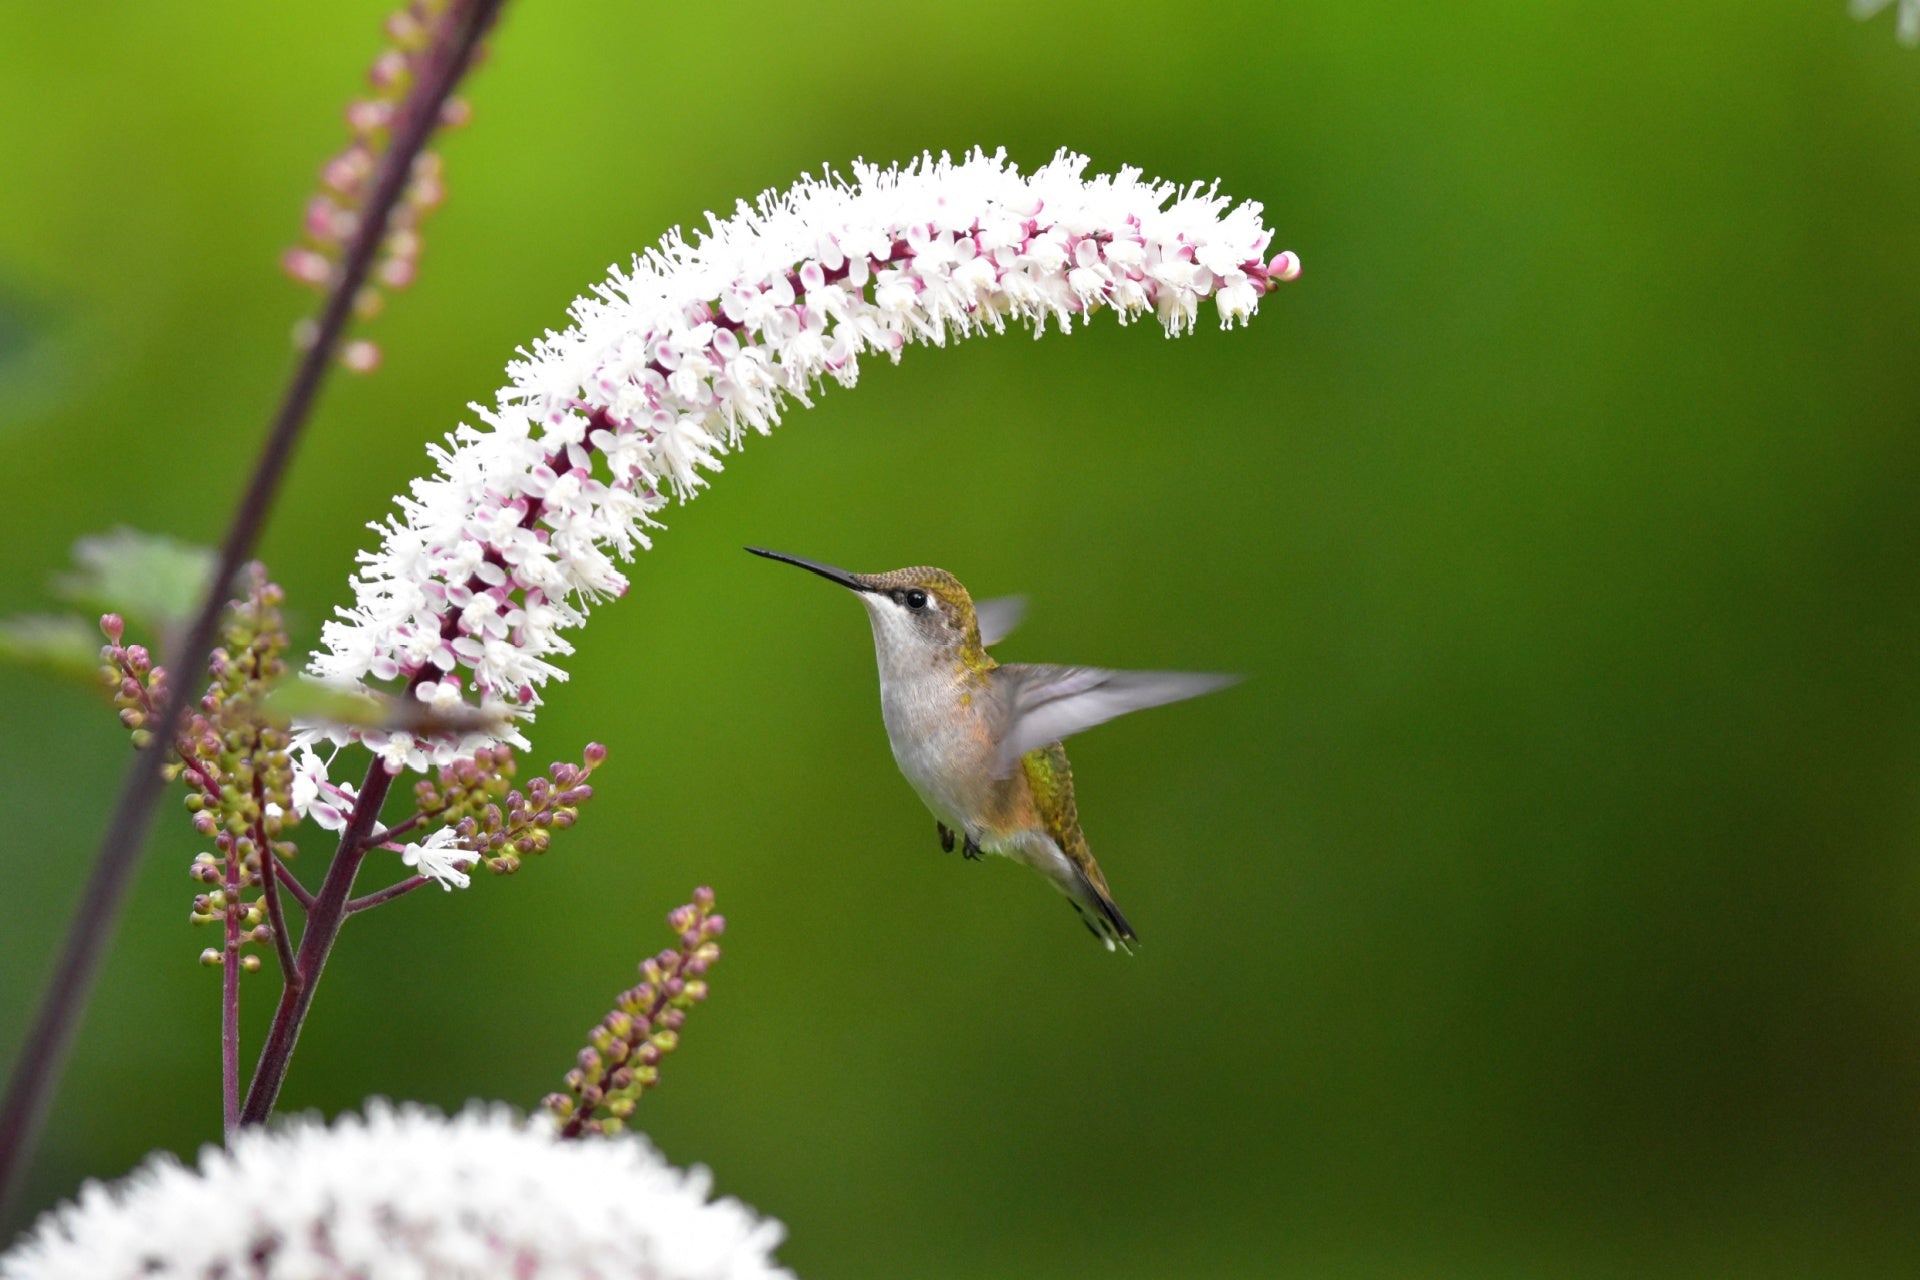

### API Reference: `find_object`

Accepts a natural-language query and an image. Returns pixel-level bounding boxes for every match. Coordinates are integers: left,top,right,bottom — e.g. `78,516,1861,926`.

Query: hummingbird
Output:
747,547,1236,952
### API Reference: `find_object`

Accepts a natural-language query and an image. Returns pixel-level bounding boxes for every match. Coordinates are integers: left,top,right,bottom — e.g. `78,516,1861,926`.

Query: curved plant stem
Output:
0,0,507,1219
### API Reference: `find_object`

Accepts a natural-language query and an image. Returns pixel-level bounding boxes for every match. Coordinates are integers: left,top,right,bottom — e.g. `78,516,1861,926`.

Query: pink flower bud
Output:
281,248,332,287
368,50,408,90
320,147,373,196
345,99,392,135
377,255,417,291
340,340,382,374
303,197,342,244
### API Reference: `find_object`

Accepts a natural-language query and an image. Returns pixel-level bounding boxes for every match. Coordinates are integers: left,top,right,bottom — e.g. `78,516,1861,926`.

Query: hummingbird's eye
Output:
905,588,929,611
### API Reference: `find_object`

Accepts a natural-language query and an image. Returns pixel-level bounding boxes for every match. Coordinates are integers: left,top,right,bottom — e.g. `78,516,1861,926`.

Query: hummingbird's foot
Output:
962,834,984,861
937,822,956,854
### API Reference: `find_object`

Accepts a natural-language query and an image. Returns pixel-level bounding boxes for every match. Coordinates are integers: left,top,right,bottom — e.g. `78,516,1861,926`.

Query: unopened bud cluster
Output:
281,0,475,373
423,741,604,876
99,614,167,752
184,570,297,967
545,888,724,1137
410,741,517,828
103,567,297,964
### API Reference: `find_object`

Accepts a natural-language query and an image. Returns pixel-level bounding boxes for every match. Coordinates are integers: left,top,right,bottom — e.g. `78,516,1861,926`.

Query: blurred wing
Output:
991,664,1239,776
975,596,1027,647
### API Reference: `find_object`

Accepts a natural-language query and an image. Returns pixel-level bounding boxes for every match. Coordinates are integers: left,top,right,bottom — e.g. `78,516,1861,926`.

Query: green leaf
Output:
0,613,102,684
52,527,214,632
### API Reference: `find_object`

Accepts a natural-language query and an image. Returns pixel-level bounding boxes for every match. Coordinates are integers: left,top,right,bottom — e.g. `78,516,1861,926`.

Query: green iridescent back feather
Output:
1023,743,1092,875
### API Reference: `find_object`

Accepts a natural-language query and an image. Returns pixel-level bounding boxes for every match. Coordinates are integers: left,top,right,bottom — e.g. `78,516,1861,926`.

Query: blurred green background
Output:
5,1,1920,1275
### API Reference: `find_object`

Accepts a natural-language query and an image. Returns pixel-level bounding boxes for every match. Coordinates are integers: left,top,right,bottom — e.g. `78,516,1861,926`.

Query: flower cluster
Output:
281,0,476,373
545,889,724,1137
299,148,1295,789
0,1101,791,1280
103,567,297,965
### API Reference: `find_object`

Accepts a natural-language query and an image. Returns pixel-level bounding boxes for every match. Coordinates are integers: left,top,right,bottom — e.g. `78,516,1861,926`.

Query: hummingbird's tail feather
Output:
1066,865,1136,955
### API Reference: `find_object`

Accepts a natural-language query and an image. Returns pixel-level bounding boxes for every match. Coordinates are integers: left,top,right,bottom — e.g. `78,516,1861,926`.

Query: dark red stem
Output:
249,771,298,981
0,0,507,1215
369,811,431,845
346,874,434,914
259,852,299,977
220,849,242,1138
273,856,316,911
238,757,399,1125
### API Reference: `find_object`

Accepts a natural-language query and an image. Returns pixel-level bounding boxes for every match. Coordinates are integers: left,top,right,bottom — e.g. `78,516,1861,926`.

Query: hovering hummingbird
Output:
747,547,1236,951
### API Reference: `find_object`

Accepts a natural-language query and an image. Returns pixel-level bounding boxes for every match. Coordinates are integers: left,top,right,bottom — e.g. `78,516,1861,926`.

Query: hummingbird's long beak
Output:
745,546,872,593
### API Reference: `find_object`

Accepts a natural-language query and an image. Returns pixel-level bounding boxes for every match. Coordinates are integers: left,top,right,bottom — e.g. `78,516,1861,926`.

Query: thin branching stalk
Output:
0,0,506,1213
273,858,316,911
256,815,299,980
239,759,401,1125
346,875,434,914
221,844,243,1137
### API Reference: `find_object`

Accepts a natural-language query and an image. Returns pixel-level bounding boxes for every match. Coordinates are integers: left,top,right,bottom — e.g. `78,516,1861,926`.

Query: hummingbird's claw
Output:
963,834,984,861
937,822,956,854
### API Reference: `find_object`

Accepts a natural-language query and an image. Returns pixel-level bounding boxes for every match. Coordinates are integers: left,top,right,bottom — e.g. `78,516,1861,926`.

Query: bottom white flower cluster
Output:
0,1102,792,1280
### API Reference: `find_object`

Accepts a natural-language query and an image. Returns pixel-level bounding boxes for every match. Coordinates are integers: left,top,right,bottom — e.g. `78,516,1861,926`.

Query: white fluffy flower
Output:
300,147,1295,779
0,1101,791,1280
1854,0,1920,42
288,745,356,831
401,826,472,890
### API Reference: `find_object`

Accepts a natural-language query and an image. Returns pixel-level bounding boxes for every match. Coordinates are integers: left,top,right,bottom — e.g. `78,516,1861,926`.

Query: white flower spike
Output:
0,1101,791,1280
298,147,1295,783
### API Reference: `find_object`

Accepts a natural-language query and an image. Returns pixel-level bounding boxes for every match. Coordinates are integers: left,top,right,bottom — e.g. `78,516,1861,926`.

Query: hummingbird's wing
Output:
974,595,1027,647
989,664,1238,776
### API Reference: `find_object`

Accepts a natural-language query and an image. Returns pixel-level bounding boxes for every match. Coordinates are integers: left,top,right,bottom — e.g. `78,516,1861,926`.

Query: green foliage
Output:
52,528,213,635
0,614,99,682
0,528,213,687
